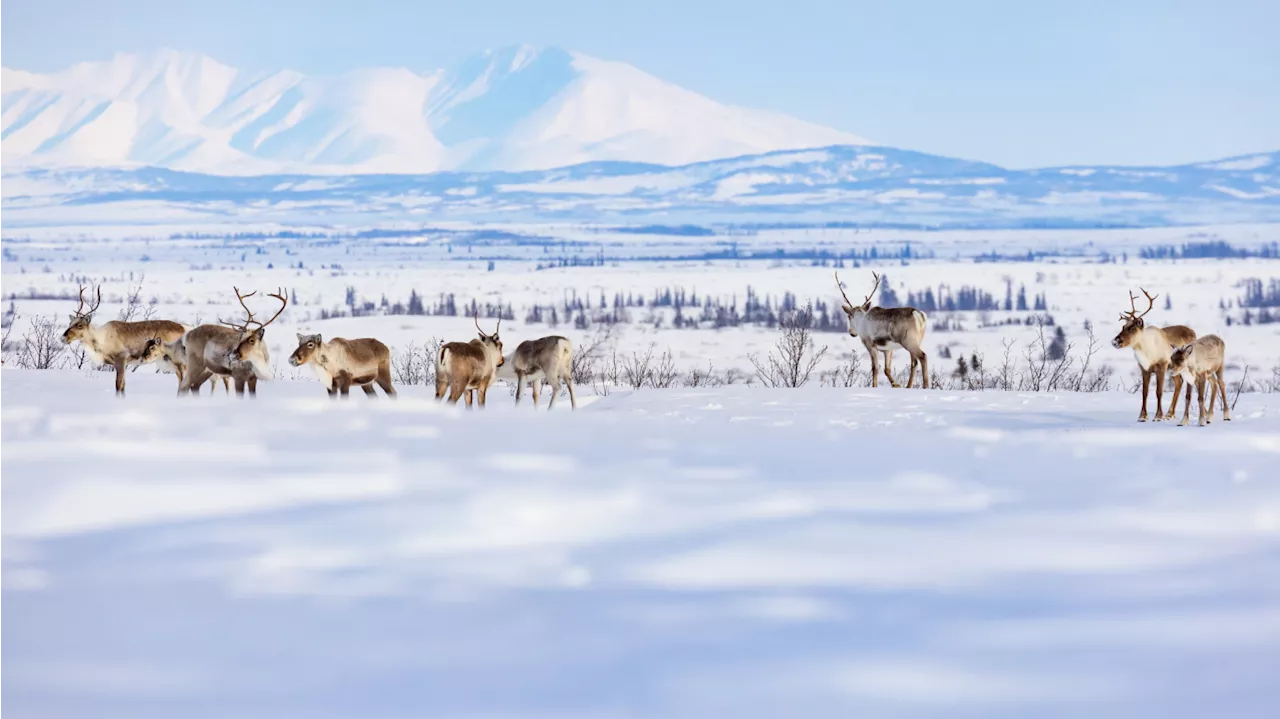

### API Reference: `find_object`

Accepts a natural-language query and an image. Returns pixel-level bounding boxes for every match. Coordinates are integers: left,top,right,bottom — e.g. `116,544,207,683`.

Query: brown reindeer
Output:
289,333,395,397
61,285,185,395
497,335,577,410
1110,288,1196,422
435,312,504,408
1169,335,1230,427
836,271,929,388
181,288,286,396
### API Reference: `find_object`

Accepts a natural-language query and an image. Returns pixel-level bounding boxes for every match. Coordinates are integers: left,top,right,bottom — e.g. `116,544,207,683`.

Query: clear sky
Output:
3,0,1277,168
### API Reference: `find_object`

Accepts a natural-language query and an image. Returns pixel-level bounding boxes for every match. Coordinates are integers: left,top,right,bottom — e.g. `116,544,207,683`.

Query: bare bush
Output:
620,343,658,389
13,316,69,369
118,277,158,321
391,338,443,386
820,351,870,388
749,304,828,388
564,326,611,385
649,347,679,389
684,362,726,388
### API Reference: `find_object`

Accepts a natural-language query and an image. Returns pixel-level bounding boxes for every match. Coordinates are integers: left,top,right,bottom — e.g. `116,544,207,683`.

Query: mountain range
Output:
4,146,1277,229
1,47,867,174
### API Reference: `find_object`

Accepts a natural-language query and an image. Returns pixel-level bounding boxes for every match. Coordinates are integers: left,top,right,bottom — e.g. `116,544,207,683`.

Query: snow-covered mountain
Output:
1,47,868,174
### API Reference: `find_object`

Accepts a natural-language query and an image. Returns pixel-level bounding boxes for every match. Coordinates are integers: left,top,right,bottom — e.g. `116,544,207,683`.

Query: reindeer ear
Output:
297,333,305,341
841,303,854,315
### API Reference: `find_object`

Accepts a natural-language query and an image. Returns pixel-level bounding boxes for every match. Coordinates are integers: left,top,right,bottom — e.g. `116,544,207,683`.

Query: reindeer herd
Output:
60,284,577,410
54,275,1232,425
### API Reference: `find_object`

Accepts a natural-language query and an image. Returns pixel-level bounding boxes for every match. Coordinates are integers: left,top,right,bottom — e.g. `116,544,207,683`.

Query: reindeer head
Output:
475,311,504,366
222,287,287,380
137,337,166,365
1168,342,1195,376
62,285,102,344
1112,288,1157,349
835,271,880,336
289,333,323,367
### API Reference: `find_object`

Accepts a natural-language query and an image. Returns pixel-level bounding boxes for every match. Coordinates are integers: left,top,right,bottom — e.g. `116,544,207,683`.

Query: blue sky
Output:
3,0,1276,168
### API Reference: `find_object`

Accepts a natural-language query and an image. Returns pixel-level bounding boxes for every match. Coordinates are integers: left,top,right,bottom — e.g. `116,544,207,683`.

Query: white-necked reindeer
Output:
836,271,929,388
181,288,287,396
1110,288,1196,422
1169,335,1230,427
498,335,577,410
435,312,504,407
61,285,186,395
289,333,395,397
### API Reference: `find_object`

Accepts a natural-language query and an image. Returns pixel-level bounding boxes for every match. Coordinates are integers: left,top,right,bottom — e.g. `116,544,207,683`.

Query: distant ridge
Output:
0,47,868,175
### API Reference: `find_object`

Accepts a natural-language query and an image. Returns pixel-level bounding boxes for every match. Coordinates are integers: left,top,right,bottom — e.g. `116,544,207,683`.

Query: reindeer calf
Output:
138,336,230,393
1169,335,1230,427
498,335,577,410
290,334,395,397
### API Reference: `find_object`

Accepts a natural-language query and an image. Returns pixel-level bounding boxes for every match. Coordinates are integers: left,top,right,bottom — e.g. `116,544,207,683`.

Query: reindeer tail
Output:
913,309,927,334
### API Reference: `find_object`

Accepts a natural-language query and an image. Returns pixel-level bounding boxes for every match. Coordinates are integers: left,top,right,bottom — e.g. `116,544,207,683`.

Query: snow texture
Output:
4,369,1280,717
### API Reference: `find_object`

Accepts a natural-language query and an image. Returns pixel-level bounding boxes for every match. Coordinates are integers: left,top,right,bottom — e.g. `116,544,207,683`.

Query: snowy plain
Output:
4,369,1280,718
4,208,1280,718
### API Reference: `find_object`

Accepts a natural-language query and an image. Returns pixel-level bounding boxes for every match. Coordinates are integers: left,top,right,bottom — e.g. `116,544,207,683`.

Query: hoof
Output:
891,383,902,389
1138,416,1148,423
1178,419,1188,427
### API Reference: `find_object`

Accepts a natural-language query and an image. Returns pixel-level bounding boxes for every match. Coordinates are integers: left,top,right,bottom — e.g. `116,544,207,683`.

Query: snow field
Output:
3,369,1280,717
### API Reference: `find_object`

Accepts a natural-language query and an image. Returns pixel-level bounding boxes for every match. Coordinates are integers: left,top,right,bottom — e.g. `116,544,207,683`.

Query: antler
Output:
834,271,856,309
473,307,500,337
257,288,288,329
219,287,259,332
1137,288,1157,319
864,271,882,305
73,284,103,318
1120,288,1158,322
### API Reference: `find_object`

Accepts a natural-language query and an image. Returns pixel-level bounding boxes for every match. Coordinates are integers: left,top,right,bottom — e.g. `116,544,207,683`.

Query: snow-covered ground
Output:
3,227,1279,382
4,369,1280,717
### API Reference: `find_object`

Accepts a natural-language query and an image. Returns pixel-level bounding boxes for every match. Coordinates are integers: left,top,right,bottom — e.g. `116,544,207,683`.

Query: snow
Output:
1,48,868,175
4,368,1280,717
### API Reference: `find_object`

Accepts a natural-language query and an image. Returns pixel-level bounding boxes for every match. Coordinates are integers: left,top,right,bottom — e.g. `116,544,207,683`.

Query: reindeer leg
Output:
338,372,351,398
531,379,541,408
867,347,880,388
376,362,396,397
1165,374,1183,420
477,379,490,408
446,382,466,405
1178,378,1192,426
248,376,258,397
906,353,918,389
1139,368,1151,421
515,372,526,407
1196,375,1208,427
547,376,561,410
918,349,930,389
1218,371,1231,421
565,373,578,410
883,350,899,388
435,369,449,401
113,358,127,395
1153,363,1166,421
234,376,246,396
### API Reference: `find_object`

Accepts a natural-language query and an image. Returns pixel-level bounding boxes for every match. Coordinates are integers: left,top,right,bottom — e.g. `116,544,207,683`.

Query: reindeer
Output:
289,333,396,398
181,288,286,396
836,271,929,388
60,285,186,395
498,335,577,410
1111,288,1196,422
435,312,504,408
138,336,230,394
1169,335,1230,427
